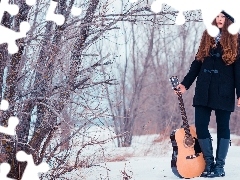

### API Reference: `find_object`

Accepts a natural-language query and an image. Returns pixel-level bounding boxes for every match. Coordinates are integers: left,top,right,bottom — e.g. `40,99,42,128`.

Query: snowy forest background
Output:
0,0,240,179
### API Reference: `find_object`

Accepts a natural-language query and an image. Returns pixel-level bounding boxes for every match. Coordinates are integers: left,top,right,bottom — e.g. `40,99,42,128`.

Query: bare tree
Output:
0,0,183,179
105,7,204,147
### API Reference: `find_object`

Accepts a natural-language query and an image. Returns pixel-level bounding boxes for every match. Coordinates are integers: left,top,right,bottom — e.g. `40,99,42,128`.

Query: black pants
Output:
195,105,231,139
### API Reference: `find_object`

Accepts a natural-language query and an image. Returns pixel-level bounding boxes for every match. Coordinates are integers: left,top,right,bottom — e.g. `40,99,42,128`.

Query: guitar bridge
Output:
186,153,200,159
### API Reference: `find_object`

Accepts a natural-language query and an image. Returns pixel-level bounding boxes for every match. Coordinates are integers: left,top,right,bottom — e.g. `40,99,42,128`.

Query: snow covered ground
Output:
67,127,240,180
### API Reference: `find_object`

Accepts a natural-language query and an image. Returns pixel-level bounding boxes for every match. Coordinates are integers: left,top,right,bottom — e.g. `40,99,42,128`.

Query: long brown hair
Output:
195,17,238,65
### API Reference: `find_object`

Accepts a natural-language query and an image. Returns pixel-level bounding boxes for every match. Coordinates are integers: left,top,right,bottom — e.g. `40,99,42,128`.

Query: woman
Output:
176,11,240,178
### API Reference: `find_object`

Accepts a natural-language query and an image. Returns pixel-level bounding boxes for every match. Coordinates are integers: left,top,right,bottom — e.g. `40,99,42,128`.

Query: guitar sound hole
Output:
184,137,195,147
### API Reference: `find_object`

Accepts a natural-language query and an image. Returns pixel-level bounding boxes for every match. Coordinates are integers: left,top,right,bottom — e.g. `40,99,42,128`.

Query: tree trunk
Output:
28,0,73,163
2,1,31,178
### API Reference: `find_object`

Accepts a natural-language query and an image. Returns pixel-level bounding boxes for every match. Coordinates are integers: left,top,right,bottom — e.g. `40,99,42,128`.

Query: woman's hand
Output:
237,98,240,107
174,84,186,94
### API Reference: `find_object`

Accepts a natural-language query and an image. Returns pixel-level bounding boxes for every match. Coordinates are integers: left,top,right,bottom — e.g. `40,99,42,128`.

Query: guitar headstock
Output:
169,76,180,91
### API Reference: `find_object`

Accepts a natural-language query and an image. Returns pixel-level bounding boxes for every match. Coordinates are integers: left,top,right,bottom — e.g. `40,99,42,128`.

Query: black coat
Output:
181,42,240,112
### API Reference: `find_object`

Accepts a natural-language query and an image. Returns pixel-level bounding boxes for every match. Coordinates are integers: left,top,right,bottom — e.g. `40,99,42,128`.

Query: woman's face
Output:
216,13,225,28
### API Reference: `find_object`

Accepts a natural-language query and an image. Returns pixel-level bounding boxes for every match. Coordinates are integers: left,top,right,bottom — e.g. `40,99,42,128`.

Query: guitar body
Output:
170,125,205,178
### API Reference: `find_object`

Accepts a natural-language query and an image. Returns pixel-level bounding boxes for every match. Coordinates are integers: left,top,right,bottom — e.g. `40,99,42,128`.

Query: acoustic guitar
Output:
169,76,205,178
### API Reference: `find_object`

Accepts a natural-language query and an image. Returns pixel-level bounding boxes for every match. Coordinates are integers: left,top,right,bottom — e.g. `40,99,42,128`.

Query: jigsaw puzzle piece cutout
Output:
0,0,19,20
46,0,65,25
71,7,82,16
129,0,139,2
151,0,202,24
200,0,240,36
201,0,223,37
0,116,19,136
0,99,9,111
16,151,49,180
0,0,35,54
151,0,239,37
25,0,36,6
0,163,14,180
217,0,240,35
46,0,83,23
0,21,30,54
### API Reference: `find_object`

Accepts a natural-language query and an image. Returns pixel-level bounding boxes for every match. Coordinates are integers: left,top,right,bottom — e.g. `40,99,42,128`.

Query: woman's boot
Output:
207,138,230,178
198,138,215,177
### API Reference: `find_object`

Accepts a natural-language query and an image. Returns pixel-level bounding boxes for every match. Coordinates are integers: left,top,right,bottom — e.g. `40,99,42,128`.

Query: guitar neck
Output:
176,91,191,137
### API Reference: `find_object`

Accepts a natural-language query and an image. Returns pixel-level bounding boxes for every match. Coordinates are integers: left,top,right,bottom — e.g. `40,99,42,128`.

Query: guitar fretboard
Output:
169,76,192,138
175,91,191,138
